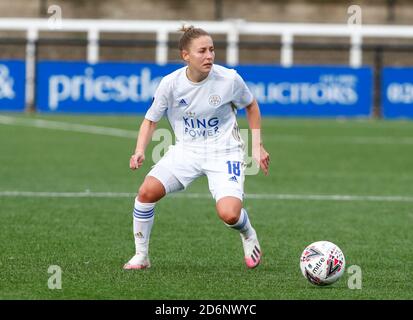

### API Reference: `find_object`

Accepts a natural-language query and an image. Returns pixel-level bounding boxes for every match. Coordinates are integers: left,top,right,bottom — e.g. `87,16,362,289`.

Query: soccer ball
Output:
300,241,345,286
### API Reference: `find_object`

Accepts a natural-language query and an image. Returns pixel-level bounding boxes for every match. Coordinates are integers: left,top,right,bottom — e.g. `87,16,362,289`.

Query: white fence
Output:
1,18,413,106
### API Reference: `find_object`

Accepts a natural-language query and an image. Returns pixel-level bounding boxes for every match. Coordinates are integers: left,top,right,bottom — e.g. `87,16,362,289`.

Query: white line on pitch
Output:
266,134,413,145
1,115,413,145
1,191,413,202
0,115,136,138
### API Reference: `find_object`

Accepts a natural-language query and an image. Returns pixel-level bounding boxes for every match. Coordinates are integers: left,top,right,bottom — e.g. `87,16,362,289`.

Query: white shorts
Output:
147,145,246,202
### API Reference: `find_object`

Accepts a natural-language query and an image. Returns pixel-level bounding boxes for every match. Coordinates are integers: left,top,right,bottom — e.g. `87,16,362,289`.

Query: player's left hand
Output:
260,145,270,175
253,145,270,176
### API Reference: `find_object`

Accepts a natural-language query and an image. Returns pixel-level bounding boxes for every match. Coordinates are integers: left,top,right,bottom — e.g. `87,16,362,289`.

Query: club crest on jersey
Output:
208,94,221,107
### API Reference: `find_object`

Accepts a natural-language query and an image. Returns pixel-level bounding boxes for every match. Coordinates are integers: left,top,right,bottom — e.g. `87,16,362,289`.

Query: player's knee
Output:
216,197,242,224
137,185,162,203
217,207,241,225
224,214,239,225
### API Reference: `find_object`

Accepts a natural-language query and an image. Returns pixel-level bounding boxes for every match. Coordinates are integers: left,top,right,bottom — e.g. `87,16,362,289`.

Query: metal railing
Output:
1,18,413,109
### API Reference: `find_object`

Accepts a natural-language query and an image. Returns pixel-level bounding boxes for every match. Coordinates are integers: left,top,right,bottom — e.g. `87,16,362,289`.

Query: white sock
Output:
133,198,155,255
226,208,254,239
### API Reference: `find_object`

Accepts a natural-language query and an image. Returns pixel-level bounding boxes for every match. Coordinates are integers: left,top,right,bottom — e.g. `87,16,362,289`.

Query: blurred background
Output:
1,0,413,64
1,0,413,118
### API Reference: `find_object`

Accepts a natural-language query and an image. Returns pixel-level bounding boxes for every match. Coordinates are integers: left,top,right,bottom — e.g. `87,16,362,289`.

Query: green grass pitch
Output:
0,113,412,299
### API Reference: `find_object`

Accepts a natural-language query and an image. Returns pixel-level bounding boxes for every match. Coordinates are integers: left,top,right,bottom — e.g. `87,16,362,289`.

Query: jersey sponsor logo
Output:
208,94,221,107
183,116,219,138
228,176,238,183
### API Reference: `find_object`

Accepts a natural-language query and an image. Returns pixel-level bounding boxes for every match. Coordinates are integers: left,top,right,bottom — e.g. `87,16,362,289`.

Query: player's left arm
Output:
245,99,270,175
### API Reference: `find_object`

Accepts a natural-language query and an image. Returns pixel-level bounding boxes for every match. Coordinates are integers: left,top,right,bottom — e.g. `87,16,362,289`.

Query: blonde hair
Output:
178,25,210,51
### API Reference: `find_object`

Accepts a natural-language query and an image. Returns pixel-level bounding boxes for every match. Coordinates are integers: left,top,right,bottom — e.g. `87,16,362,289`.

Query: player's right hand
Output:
130,152,145,170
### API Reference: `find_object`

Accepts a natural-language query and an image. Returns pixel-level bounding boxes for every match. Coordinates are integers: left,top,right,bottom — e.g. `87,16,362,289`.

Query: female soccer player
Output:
123,26,270,270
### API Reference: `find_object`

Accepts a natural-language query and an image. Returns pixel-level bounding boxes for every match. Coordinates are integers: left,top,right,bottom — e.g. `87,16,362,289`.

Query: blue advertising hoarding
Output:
0,60,25,111
36,61,372,117
37,62,182,113
236,65,372,117
382,67,413,119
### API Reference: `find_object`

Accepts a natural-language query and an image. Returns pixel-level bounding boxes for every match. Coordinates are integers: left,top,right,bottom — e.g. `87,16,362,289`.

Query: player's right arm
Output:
129,75,171,170
130,119,157,170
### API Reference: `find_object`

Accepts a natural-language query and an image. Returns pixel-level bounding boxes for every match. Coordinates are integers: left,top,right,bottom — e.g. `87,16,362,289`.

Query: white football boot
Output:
241,230,262,269
123,252,151,270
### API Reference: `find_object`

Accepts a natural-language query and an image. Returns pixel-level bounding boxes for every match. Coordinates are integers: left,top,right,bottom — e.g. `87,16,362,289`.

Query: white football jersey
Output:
145,64,254,154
